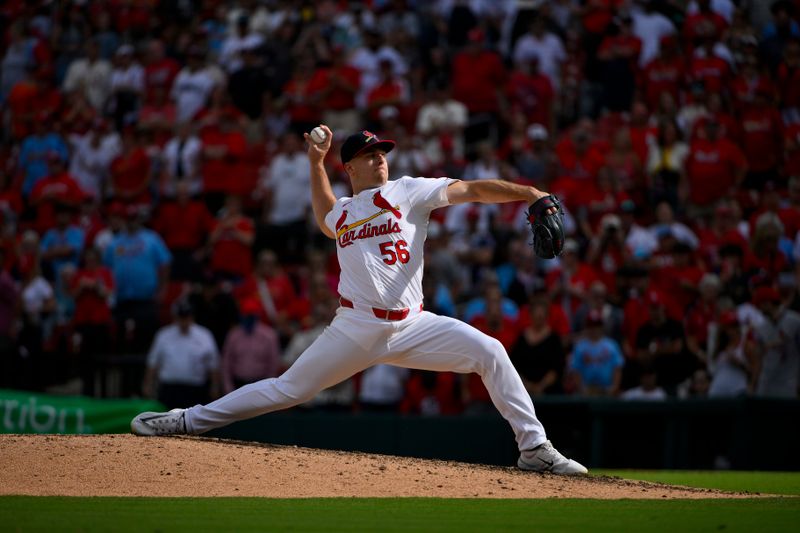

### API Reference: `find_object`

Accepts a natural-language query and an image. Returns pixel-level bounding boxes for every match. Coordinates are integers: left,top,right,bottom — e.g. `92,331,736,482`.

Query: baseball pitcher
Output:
131,125,586,474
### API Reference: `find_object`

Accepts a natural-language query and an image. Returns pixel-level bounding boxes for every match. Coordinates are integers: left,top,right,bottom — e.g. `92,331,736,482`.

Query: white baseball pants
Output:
184,306,547,451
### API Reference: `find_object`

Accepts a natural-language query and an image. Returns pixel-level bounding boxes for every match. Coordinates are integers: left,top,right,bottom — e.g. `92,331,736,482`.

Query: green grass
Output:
593,470,800,496
0,497,797,533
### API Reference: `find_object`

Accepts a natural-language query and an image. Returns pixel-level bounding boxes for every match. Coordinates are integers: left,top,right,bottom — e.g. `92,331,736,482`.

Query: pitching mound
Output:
0,434,758,499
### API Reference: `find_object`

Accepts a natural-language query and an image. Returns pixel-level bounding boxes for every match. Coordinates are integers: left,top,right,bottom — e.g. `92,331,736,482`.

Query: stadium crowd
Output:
0,0,799,412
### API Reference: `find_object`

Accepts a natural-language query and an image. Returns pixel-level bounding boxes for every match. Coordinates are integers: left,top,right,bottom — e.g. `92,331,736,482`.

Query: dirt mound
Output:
0,434,759,499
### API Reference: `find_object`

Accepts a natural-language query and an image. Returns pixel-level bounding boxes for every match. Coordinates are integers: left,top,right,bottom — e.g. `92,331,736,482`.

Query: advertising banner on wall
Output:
0,389,164,434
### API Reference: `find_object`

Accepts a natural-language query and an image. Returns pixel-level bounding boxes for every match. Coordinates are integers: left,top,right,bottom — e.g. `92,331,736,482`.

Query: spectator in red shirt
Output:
208,194,255,282
281,54,322,135
70,246,114,397
315,45,361,133
201,110,248,213
234,249,297,333
7,66,62,142
505,56,554,132
109,127,151,208
546,239,599,319
730,41,775,115
683,0,728,49
744,212,790,285
639,36,685,111
696,203,749,268
143,38,179,105
688,38,731,94
739,89,783,189
451,28,506,143
365,58,410,125
597,13,642,112
555,123,606,193
29,154,85,235
401,370,463,415
152,181,214,281
685,119,747,209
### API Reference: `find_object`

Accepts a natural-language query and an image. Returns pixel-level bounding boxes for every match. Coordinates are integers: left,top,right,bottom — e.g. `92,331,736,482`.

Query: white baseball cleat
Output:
518,440,589,475
131,409,188,436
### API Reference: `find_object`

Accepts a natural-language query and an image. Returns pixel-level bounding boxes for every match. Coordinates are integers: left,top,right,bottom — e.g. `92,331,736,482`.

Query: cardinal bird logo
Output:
363,130,376,141
335,210,349,233
372,191,402,219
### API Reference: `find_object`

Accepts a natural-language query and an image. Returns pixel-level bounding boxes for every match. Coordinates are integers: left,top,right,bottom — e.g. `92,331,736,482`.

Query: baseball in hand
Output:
310,127,327,144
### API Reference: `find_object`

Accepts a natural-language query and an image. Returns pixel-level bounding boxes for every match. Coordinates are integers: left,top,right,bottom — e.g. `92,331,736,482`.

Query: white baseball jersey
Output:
184,175,550,455
324,176,455,310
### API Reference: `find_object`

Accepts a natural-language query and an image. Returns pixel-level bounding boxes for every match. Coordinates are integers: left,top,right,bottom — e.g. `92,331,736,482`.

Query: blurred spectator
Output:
18,115,69,197
219,15,264,75
1,21,36,99
159,122,203,197
365,58,410,126
282,297,355,410
402,370,462,415
18,245,55,390
201,107,249,210
649,202,700,250
634,291,693,394
254,132,310,263
143,299,221,409
69,247,113,397
452,28,506,144
505,57,554,135
546,239,598,321
152,181,213,282
227,40,270,133
67,118,121,199
189,271,240,359
359,364,409,412
513,16,566,91
752,286,800,398
632,1,676,67
40,206,84,286
572,280,624,343
108,44,145,130
685,273,723,363
221,299,281,394
62,38,112,112
597,13,641,112
708,310,756,397
208,194,255,282
569,309,624,396
314,44,361,133
510,298,566,396
236,249,297,333
349,27,407,110
0,249,20,389
281,54,323,135
143,39,179,106
685,118,747,211
103,207,171,356
620,366,667,401
171,46,216,123
109,127,151,207
28,153,85,235
646,120,689,212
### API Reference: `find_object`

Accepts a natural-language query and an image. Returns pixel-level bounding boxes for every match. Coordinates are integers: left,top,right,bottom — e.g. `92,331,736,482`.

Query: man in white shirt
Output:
143,299,221,409
62,39,112,111
255,132,311,263
632,0,676,66
171,46,217,122
512,16,566,90
68,119,121,199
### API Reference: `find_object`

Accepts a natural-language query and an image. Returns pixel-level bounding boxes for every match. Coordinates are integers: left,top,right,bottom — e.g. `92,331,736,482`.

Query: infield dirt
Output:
0,434,765,499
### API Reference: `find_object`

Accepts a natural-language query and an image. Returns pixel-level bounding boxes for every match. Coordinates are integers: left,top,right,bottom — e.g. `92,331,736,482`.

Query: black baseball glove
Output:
526,195,565,259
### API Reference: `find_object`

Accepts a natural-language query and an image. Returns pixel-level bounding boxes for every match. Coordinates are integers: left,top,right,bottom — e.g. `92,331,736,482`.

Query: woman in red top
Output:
109,127,151,207
70,247,114,397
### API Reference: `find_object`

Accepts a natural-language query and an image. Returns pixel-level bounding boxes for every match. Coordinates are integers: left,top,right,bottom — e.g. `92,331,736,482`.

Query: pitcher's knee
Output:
474,337,508,373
